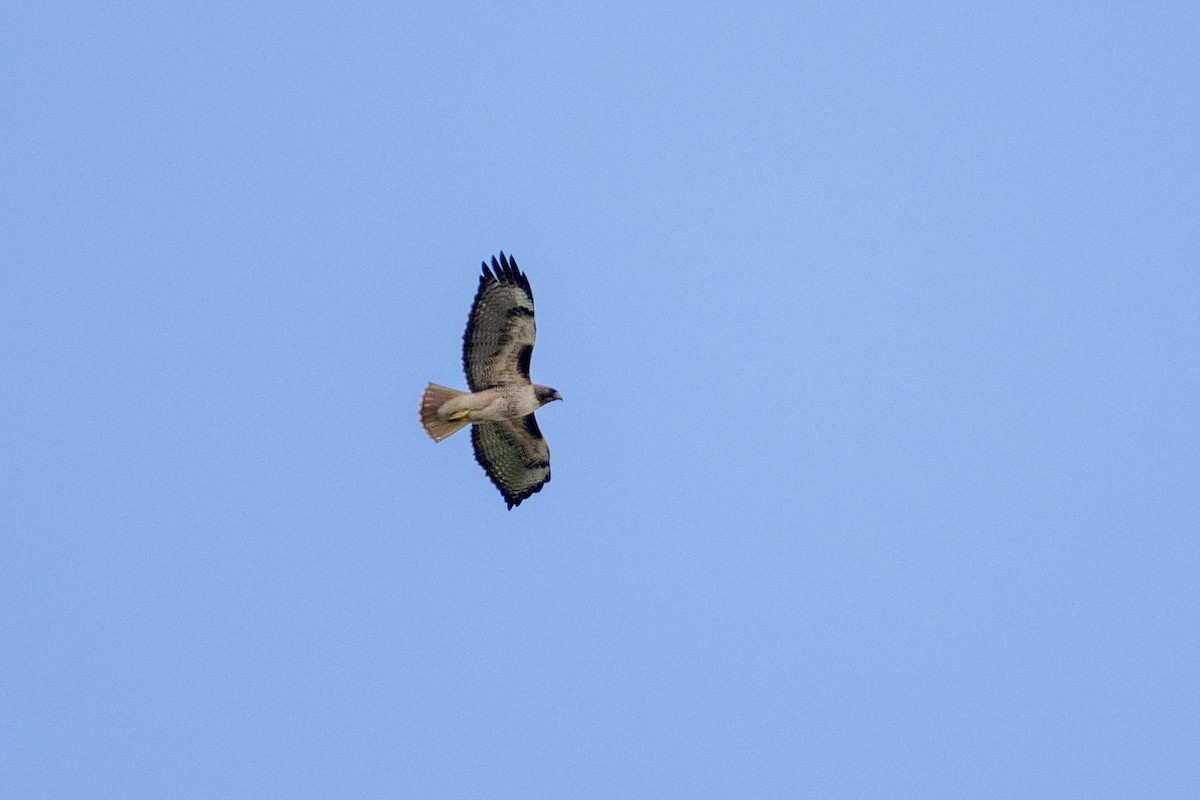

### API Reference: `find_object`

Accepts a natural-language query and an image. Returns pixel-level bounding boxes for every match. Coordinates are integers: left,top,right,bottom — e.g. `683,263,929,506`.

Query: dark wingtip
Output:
481,261,494,280
499,477,547,509
484,251,526,286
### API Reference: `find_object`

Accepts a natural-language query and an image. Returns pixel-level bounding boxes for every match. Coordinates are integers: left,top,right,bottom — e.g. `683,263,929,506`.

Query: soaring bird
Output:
420,253,562,508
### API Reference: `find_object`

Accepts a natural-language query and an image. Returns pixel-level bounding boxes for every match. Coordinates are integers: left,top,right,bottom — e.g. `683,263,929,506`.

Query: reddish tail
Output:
420,383,469,442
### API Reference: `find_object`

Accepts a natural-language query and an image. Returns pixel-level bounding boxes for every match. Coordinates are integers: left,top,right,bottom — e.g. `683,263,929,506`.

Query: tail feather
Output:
421,383,469,442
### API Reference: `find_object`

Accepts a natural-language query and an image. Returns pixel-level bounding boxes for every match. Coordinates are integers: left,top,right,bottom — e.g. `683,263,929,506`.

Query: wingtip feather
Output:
482,251,528,289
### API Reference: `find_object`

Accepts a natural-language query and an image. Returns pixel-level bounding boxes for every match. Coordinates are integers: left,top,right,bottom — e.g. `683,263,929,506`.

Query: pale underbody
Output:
439,385,540,423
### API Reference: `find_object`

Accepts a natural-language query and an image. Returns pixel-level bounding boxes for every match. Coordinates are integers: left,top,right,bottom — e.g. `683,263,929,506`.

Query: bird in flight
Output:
420,253,562,508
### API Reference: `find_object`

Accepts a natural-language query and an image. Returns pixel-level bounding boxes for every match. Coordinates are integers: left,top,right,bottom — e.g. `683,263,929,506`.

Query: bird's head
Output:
535,385,563,406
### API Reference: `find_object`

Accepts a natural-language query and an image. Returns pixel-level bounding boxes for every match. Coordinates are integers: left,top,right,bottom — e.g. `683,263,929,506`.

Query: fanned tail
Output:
420,383,469,442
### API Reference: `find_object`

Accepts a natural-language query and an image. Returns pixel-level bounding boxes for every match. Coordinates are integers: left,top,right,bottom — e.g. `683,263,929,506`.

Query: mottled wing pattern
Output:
471,414,551,509
462,253,536,392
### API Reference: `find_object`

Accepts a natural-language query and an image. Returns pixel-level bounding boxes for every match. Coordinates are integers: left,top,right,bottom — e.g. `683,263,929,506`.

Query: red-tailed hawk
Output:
420,253,562,508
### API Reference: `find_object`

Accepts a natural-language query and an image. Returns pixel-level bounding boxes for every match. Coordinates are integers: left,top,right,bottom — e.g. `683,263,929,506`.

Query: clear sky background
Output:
3,2,1197,797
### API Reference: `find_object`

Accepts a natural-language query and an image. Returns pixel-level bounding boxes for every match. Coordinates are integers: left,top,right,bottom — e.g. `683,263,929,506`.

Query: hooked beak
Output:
552,390,563,402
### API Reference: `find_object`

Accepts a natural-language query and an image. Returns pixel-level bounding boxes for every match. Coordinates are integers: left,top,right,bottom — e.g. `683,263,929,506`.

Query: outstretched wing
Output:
462,252,536,392
471,414,551,509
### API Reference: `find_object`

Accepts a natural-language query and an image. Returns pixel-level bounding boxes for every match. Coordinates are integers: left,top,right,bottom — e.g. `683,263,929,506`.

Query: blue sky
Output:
3,1,1197,797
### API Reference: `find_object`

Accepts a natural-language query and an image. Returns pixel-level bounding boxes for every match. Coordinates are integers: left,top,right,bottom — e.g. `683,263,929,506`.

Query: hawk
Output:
420,253,562,508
